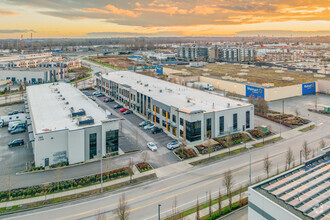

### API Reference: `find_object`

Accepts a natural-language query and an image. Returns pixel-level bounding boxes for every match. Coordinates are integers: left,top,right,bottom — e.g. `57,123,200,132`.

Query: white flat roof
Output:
27,83,112,134
102,71,251,113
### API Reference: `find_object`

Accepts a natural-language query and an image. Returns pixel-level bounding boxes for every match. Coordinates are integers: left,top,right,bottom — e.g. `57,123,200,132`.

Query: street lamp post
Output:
158,204,161,220
300,150,303,165
246,144,252,186
101,148,103,193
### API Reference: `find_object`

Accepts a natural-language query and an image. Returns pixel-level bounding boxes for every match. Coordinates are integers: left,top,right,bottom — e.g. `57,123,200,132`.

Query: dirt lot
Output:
90,56,135,69
168,63,330,87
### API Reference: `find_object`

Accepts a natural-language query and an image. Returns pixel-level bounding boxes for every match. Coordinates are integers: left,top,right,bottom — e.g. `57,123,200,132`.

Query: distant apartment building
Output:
176,46,209,61
96,71,254,144
0,52,81,84
217,47,256,62
26,83,120,167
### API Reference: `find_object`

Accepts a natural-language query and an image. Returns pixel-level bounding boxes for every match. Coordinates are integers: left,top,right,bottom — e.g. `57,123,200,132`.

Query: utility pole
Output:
100,146,103,193
158,204,161,220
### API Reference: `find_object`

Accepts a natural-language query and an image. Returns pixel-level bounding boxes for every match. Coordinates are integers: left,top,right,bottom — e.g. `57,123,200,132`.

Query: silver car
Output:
147,142,158,151
144,124,155,130
167,141,182,150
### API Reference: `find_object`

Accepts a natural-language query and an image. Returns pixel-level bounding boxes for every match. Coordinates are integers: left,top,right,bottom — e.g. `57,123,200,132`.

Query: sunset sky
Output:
0,0,329,38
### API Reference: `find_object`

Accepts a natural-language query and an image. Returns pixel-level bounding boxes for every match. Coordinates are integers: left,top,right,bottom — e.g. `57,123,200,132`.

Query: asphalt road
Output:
4,112,330,220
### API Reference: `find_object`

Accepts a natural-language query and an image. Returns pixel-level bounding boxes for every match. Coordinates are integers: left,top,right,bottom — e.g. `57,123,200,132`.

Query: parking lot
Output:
0,104,33,181
93,94,180,168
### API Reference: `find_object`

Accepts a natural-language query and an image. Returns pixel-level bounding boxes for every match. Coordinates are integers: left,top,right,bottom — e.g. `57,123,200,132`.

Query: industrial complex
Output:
26,83,120,167
249,153,330,220
96,71,254,143
0,52,81,84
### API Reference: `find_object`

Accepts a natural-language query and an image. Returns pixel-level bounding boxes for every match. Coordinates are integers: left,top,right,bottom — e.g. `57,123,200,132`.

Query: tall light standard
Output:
246,144,252,186
300,150,303,165
280,100,284,138
100,147,103,193
158,204,161,220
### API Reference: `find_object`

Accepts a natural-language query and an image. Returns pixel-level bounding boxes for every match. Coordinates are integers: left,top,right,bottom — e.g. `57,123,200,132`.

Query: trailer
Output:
0,114,27,127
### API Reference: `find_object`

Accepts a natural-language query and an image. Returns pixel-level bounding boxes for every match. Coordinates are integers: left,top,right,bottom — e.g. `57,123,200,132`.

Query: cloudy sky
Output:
0,0,329,38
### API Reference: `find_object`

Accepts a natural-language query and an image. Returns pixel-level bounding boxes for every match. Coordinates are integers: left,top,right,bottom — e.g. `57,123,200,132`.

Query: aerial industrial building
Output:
97,71,254,143
249,153,330,220
0,52,81,84
26,83,120,167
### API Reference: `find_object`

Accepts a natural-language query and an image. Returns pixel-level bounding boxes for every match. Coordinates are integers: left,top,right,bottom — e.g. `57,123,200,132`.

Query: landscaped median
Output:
0,167,156,215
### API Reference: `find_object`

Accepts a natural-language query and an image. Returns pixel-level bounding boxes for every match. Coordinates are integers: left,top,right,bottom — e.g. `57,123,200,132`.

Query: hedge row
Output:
0,167,129,202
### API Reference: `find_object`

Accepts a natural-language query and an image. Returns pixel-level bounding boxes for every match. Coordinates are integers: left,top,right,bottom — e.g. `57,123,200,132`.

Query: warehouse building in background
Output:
249,153,330,220
26,83,120,167
96,71,254,144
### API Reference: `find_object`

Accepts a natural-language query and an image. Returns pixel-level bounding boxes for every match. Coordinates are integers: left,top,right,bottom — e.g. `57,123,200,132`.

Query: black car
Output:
8,139,24,147
151,127,163,134
89,97,96,101
114,104,123,109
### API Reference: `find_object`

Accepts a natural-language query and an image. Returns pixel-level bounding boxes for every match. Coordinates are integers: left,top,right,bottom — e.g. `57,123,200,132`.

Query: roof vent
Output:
159,89,162,93
57,91,60,94
77,116,94,126
62,97,65,100
227,103,230,108
65,102,69,105
70,108,86,117
144,84,149,87
121,75,123,78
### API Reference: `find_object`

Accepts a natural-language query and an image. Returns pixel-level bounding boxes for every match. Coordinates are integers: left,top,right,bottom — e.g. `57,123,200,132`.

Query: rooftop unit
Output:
77,116,94,126
70,107,86,117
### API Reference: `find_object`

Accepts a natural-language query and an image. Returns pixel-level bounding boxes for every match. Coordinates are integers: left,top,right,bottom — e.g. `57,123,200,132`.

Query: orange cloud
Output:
83,5,141,18
135,7,189,15
0,9,19,16
105,4,141,18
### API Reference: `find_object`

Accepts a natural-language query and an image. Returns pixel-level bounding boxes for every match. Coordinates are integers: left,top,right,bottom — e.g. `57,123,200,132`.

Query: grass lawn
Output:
253,137,282,147
299,125,315,132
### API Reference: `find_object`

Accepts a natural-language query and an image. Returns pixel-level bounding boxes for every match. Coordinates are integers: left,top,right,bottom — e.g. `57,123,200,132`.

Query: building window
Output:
89,133,97,159
156,116,160,124
172,127,177,135
162,109,166,117
186,121,201,142
246,111,250,129
172,115,176,123
219,116,224,135
206,118,212,138
233,114,238,131
162,120,166,128
180,118,184,126
106,130,118,154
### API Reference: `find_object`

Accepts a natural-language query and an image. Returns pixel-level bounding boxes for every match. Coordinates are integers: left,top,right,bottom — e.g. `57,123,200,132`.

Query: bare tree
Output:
173,196,178,220
218,189,222,215
95,209,106,220
206,138,213,160
225,135,232,155
208,190,212,217
128,158,134,183
286,148,294,170
312,149,315,158
276,164,279,175
141,151,149,163
238,185,243,207
258,127,266,144
319,139,326,149
116,194,129,220
196,197,200,220
302,141,311,162
223,169,234,210
263,154,272,178
295,108,300,117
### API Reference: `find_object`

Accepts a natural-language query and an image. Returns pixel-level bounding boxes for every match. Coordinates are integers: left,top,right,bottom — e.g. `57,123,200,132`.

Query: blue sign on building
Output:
156,66,163,74
246,85,265,99
302,82,315,95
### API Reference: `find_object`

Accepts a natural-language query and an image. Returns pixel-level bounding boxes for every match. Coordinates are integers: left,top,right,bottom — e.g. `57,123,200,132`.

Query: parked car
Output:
167,141,182,150
8,110,23,115
104,97,114,102
144,124,155,130
10,127,26,134
139,121,151,127
96,93,104,97
8,139,24,147
120,108,128,113
92,91,100,96
114,104,123,109
89,97,96,101
147,142,158,151
123,110,133,115
151,127,163,134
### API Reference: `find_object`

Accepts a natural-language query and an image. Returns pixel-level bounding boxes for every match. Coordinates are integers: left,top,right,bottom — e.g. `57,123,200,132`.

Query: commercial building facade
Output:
26,83,120,167
217,47,256,62
249,153,330,220
96,71,254,143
